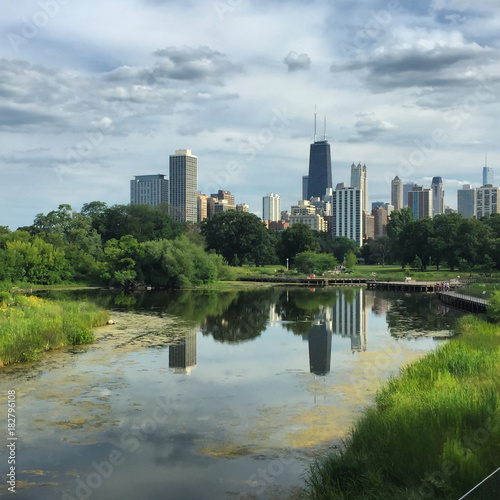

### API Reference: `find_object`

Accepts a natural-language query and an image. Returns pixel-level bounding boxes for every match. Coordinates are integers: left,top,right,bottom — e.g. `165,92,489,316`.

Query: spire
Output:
314,105,317,143
324,116,327,141
485,153,488,167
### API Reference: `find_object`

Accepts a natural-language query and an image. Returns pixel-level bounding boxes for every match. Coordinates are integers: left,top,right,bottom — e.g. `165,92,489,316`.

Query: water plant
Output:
0,293,109,365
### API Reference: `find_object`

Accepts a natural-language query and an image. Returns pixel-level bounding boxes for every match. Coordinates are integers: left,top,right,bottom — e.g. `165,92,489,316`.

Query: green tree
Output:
278,223,320,265
345,250,357,270
387,207,414,265
428,213,462,270
201,211,277,266
102,235,142,286
329,236,358,263
294,252,337,274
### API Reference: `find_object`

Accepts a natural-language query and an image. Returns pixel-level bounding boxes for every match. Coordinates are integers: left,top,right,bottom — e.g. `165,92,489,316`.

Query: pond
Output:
0,287,461,499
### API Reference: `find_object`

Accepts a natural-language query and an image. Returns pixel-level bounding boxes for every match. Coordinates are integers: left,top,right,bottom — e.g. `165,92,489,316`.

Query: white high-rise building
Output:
350,163,368,213
130,174,169,206
431,177,444,216
331,186,363,246
169,149,198,223
262,193,280,222
476,185,500,217
391,176,403,211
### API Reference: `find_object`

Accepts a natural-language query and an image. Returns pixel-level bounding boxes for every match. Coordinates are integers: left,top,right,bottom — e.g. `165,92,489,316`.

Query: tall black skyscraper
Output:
307,116,332,200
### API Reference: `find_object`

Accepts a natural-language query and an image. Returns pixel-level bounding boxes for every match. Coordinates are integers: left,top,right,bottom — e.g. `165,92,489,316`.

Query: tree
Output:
428,213,462,270
330,236,358,263
278,223,320,265
345,251,357,270
387,207,414,265
294,252,337,274
201,211,277,266
361,237,391,266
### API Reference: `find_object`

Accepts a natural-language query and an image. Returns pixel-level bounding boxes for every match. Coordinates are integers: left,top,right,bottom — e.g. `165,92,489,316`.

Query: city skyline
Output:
1,2,500,230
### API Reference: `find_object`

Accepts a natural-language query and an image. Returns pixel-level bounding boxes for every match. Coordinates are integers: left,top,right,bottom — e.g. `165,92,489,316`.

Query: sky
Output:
1,0,500,229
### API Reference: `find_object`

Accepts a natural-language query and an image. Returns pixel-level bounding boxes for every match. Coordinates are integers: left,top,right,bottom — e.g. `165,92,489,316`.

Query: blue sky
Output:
1,0,499,229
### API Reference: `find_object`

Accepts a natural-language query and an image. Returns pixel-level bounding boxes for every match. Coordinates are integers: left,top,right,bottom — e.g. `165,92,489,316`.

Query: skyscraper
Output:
457,184,474,218
483,166,494,186
302,176,309,201
403,183,418,208
306,116,332,199
476,185,500,217
350,163,368,213
169,149,198,223
431,177,444,216
262,193,280,222
331,186,363,246
408,185,433,220
130,174,169,206
391,176,403,211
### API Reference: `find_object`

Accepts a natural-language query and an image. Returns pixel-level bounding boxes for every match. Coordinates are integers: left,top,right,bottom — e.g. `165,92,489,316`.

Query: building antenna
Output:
324,116,327,141
314,105,317,143
485,153,488,167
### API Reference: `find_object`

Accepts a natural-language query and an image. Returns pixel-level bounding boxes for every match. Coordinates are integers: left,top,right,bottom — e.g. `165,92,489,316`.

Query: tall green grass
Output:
304,314,500,499
0,294,109,364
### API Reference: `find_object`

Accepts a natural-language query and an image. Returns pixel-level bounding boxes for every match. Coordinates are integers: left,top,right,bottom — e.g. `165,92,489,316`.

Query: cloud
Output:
332,40,500,93
284,51,311,72
348,113,396,142
152,46,242,85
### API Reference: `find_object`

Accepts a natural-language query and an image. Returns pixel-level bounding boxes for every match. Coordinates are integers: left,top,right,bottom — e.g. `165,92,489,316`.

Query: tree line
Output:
363,207,500,271
3,203,493,288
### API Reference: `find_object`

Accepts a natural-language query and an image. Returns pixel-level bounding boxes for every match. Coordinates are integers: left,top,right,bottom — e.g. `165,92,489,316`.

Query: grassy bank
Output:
0,293,110,365
305,315,500,500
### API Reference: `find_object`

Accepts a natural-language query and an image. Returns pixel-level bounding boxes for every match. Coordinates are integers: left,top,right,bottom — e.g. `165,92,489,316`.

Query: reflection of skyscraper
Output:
333,289,367,352
169,331,197,374
308,321,332,376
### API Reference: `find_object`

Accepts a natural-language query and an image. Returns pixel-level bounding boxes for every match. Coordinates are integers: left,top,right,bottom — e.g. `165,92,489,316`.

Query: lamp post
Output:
286,258,289,270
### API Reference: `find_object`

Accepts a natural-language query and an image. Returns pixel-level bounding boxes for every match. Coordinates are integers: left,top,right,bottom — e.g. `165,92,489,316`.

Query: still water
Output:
0,287,461,499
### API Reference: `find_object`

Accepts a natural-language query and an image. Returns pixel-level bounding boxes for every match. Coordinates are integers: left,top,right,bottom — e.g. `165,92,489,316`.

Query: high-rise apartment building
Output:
211,190,235,207
197,193,208,222
476,185,500,217
350,163,368,213
169,149,198,223
262,193,280,222
403,183,419,208
408,185,433,220
331,186,363,246
431,177,444,216
372,205,388,238
130,174,169,206
391,176,403,211
457,184,476,219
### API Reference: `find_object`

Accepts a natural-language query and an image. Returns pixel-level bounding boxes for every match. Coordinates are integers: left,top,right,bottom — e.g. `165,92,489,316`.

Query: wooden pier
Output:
437,291,488,313
238,276,367,286
366,280,445,293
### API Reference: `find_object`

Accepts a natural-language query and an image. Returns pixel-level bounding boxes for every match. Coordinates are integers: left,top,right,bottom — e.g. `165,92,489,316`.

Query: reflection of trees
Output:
274,288,339,335
384,293,461,336
201,289,280,343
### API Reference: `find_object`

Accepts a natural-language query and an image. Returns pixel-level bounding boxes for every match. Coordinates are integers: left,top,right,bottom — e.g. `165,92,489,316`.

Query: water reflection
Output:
4,286,465,500
169,330,197,374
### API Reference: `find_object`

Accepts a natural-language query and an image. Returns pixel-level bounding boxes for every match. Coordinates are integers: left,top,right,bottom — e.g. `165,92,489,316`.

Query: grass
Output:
304,314,500,499
0,293,110,364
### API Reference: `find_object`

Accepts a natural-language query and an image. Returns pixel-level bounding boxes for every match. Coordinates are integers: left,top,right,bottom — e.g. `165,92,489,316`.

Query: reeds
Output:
0,294,109,364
